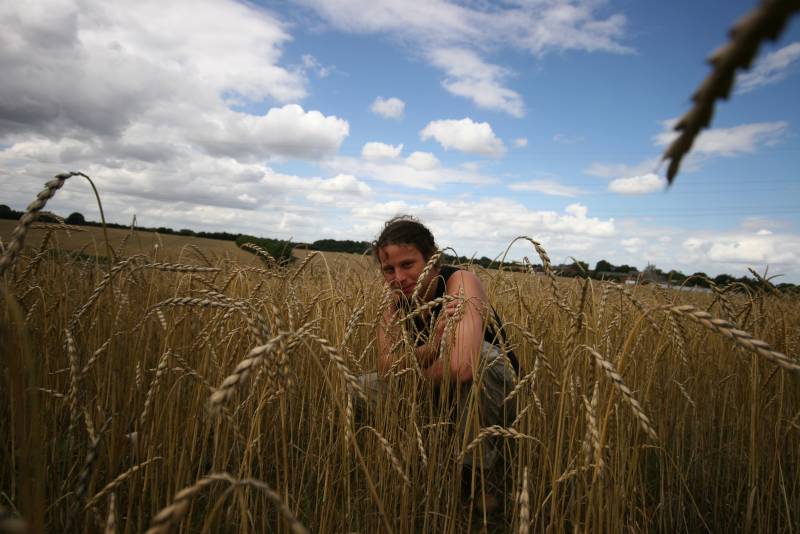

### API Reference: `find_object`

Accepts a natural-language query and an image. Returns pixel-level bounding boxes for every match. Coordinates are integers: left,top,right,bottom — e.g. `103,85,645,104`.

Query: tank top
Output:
407,265,519,374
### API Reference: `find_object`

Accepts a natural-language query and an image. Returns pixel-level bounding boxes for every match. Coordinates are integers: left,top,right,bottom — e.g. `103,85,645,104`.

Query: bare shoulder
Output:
444,269,487,300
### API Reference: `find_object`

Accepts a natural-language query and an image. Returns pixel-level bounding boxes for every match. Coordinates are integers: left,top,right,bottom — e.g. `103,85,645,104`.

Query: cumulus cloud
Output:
509,180,585,197
420,118,505,156
514,137,528,148
608,173,665,195
361,141,403,160
737,42,800,94
0,0,358,221
428,48,524,117
370,96,405,119
405,151,440,171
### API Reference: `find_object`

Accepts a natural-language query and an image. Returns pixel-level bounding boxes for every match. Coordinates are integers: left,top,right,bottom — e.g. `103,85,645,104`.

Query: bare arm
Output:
422,270,487,384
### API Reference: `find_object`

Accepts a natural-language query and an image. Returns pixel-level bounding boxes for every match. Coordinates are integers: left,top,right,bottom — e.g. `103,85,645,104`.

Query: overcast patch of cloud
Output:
370,96,405,119
0,0,358,219
736,42,800,94
420,118,506,156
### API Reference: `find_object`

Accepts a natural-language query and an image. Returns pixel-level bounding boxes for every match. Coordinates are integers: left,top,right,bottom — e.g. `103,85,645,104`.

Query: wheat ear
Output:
662,0,800,183
457,426,537,463
516,469,530,534
668,304,800,372
84,457,163,511
359,426,411,486
582,345,658,441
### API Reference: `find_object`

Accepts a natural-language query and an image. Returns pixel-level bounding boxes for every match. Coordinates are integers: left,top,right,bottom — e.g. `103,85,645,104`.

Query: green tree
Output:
66,212,86,225
594,259,614,272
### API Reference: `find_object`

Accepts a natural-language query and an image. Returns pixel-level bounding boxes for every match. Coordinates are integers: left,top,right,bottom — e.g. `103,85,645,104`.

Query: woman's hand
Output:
432,299,460,351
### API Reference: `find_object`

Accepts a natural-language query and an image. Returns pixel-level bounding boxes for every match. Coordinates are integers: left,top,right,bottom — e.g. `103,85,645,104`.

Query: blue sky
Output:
1,1,799,281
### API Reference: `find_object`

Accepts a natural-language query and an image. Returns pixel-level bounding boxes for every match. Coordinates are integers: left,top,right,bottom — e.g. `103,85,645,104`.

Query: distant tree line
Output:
2,206,796,293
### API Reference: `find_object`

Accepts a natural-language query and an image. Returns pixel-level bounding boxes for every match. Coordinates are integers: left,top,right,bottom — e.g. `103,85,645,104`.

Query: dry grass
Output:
2,202,799,532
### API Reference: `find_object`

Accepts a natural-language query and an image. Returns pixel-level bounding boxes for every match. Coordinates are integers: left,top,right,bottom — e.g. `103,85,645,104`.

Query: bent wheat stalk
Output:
0,172,78,276
145,472,308,534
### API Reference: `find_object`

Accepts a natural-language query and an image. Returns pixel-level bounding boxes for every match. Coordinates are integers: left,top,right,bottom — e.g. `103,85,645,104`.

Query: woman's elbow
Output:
449,360,473,383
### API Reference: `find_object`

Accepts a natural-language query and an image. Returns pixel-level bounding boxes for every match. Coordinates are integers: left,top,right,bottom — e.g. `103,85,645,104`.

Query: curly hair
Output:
371,215,438,263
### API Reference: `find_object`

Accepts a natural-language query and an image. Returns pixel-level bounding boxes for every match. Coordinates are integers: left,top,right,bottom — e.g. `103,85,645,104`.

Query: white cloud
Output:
370,96,405,119
188,104,349,161
324,154,493,190
351,199,615,241
553,133,584,144
296,1,632,56
0,1,308,141
296,1,629,115
584,158,659,179
405,151,440,170
428,48,524,117
621,237,643,252
509,180,585,197
361,141,403,160
514,137,528,148
608,173,665,195
420,118,505,156
654,121,788,157
301,54,334,78
707,237,796,264
757,229,773,236
737,42,800,94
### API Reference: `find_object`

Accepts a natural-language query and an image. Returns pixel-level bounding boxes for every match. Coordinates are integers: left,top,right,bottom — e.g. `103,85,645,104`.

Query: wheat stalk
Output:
104,493,116,534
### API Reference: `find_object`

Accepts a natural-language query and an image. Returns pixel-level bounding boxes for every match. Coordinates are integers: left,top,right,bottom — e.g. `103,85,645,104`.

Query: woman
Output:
363,215,518,510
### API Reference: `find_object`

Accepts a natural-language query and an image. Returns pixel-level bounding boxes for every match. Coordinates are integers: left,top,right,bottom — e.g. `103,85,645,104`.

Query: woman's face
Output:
377,243,437,298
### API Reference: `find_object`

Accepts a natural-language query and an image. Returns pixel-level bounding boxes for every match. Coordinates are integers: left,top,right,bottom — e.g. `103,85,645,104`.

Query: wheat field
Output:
2,180,799,533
